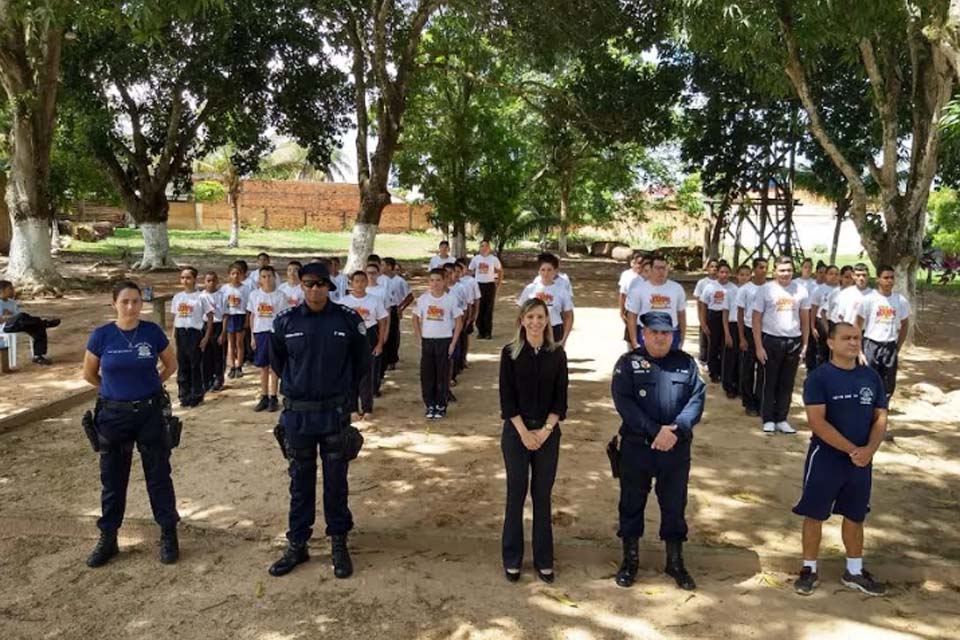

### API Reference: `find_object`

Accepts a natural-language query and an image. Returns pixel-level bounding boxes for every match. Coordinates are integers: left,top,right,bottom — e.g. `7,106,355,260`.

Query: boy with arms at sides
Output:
247,266,288,412
278,260,305,309
413,269,464,420
338,270,389,418
518,253,574,347
199,271,226,392
171,267,214,408
222,261,250,380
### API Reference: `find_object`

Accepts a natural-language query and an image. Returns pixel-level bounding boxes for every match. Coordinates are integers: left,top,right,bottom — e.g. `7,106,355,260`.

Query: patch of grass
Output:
63,227,441,261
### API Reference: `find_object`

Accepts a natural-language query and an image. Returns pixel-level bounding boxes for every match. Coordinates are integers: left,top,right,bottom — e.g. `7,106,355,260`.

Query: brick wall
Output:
165,181,432,233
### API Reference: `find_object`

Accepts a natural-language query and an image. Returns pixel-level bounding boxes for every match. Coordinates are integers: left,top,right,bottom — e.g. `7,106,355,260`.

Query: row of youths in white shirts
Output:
615,253,910,433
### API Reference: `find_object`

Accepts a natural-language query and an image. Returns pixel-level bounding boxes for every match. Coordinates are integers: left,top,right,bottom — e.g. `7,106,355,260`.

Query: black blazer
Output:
499,342,568,424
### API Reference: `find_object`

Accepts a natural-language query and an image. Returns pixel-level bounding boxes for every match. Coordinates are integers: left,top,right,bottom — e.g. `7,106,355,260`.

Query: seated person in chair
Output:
0,280,61,366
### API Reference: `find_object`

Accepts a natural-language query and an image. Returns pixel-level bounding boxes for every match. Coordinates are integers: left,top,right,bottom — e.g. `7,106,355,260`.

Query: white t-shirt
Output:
625,279,686,328
330,273,349,303
699,280,737,312
735,282,760,329
618,269,642,295
459,274,481,305
726,284,741,323
752,280,811,338
825,286,846,322
387,275,411,308
414,292,464,339
858,291,911,343
450,281,473,310
245,269,262,290
469,254,501,284
221,283,250,317
810,284,836,311
518,281,575,327
278,282,305,309
429,255,457,271
339,293,388,329
834,286,872,324
693,276,715,301
199,289,224,322
171,291,211,330
533,272,573,299
246,289,288,334
797,277,817,294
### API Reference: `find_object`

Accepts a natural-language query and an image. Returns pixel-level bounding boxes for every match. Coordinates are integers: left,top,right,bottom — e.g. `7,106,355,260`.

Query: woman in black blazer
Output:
498,297,568,583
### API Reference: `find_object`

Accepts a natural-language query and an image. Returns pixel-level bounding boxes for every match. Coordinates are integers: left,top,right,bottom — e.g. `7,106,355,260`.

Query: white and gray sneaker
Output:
841,570,887,596
762,422,776,434
776,421,797,434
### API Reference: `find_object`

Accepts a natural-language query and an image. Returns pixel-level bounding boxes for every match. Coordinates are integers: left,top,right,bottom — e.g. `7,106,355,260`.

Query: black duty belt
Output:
283,396,346,412
99,396,161,412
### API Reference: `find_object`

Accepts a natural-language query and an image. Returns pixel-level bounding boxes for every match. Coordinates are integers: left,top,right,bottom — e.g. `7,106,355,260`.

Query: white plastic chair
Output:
0,326,32,370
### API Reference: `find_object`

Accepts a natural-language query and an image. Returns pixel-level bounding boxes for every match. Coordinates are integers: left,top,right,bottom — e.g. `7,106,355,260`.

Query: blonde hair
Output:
510,298,556,360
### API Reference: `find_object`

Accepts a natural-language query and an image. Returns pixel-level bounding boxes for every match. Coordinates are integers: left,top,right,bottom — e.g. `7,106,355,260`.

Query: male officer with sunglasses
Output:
267,263,370,580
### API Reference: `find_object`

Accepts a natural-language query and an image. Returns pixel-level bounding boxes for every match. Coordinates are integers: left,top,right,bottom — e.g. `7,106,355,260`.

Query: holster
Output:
164,416,183,449
343,425,364,461
606,435,621,478
273,424,289,460
82,409,100,453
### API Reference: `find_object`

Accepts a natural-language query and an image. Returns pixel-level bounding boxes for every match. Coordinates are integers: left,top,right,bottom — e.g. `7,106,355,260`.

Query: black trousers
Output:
477,282,497,338
698,327,708,363
864,338,899,399
618,436,690,541
2,312,49,356
358,326,380,413
814,317,830,366
740,330,763,412
760,333,802,423
174,328,204,402
804,322,819,370
283,421,352,543
705,310,725,380
202,323,225,389
420,337,451,408
384,306,401,367
551,324,564,344
722,322,740,395
501,422,561,571
95,404,178,533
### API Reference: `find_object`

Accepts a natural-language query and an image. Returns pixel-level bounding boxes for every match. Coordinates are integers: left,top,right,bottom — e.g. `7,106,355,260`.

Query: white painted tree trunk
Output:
5,218,61,291
134,221,171,270
345,221,378,274
228,199,240,248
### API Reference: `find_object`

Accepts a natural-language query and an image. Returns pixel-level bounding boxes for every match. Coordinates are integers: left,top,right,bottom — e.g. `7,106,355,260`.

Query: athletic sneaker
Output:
841,570,886,596
425,406,436,420
776,421,797,434
794,567,819,595
435,406,447,419
228,367,237,379
762,422,776,434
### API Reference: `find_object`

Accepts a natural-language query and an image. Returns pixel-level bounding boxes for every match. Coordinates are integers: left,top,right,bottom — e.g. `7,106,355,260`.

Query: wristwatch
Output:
545,423,555,432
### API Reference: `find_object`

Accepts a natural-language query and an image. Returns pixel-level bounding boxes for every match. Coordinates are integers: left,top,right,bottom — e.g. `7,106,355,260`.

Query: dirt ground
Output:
1,253,960,640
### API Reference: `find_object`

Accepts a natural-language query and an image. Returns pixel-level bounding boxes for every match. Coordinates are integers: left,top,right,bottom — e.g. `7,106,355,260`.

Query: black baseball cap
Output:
640,311,673,331
298,263,336,291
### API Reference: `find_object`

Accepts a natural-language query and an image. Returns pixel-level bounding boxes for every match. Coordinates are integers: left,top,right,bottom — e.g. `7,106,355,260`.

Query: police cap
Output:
298,263,337,291
640,311,673,331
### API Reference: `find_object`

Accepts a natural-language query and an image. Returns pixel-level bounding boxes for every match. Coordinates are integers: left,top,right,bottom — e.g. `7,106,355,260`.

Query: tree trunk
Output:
0,171,10,255
129,191,172,270
558,169,572,257
346,160,393,274
452,217,466,258
829,199,848,265
228,186,240,248
708,215,724,259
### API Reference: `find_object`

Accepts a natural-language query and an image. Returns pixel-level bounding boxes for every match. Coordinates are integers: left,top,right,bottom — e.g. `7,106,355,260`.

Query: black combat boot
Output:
615,537,640,587
86,531,119,568
330,534,353,579
268,541,309,577
665,540,696,591
159,527,179,565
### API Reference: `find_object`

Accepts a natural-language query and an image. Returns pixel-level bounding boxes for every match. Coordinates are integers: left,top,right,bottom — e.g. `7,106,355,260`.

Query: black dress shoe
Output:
267,396,279,412
536,569,555,584
253,395,269,412
86,532,119,568
269,542,309,577
32,355,53,366
159,528,179,565
504,569,521,583
331,534,353,579
44,318,61,328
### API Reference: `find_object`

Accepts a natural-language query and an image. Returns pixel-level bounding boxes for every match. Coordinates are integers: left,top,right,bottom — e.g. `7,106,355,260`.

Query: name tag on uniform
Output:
334,331,346,337
285,332,304,338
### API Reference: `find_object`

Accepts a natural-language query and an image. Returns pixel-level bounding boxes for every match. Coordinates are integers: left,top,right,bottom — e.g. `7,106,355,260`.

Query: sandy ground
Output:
1,255,960,639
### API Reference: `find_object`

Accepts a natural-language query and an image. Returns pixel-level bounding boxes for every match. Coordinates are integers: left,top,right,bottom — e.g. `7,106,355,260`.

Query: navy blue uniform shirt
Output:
612,347,706,440
270,301,370,430
803,362,887,450
87,321,169,402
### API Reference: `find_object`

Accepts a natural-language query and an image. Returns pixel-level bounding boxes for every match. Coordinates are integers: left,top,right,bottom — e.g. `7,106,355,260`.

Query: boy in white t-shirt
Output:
518,252,575,346
720,264,751,398
171,266,214,407
624,254,687,351
699,261,737,384
245,252,271,290
468,240,503,339
856,264,911,402
339,270,389,418
199,271,226,392
383,257,414,372
428,241,457,271
455,258,481,369
694,258,719,364
222,261,251,380
246,266,288,412
413,268,464,420
278,260,305,309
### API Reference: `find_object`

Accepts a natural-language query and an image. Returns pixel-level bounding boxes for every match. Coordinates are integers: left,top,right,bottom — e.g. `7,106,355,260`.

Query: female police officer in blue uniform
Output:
611,311,705,590
82,280,180,567
267,263,370,580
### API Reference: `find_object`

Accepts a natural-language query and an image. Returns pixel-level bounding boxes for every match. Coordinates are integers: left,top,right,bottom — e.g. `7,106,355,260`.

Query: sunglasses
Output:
301,280,329,289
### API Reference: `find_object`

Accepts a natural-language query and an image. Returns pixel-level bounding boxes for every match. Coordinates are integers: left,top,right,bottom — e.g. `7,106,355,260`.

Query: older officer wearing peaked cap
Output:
267,262,370,579
610,311,705,591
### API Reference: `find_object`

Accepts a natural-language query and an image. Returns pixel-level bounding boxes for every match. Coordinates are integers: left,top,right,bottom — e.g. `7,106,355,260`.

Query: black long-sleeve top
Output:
499,342,568,424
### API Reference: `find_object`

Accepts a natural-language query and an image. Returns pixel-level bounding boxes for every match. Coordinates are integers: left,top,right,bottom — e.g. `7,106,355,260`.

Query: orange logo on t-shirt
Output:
535,292,554,305
256,303,275,318
650,294,671,309
775,297,795,311
876,305,896,322
177,303,193,317
712,291,725,304
478,263,490,273
426,305,445,321
227,295,241,309
356,306,371,320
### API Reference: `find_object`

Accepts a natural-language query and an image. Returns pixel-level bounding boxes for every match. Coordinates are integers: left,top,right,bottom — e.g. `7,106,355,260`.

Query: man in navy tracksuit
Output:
792,321,888,597
611,311,706,591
